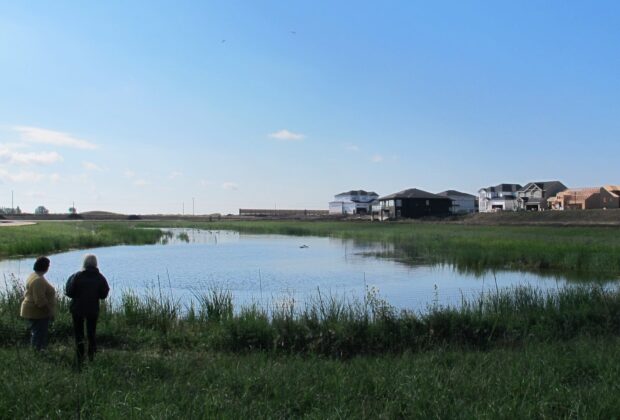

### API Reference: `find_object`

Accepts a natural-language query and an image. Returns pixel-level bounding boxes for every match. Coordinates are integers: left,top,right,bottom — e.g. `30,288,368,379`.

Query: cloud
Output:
25,191,48,199
222,182,239,190
200,179,214,187
13,126,98,150
0,169,48,183
344,143,360,152
82,161,103,171
133,179,148,187
169,171,183,180
268,129,305,141
371,154,384,163
0,147,63,165
124,170,135,178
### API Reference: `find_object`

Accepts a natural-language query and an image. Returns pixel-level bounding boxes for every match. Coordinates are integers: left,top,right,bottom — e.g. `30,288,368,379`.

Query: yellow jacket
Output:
20,272,56,319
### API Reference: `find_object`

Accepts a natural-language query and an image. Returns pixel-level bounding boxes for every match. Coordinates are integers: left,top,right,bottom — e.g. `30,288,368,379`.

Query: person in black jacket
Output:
65,254,110,363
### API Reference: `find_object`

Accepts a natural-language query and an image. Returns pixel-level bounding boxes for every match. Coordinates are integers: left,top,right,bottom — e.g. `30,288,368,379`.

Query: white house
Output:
437,190,477,214
478,184,522,212
329,190,379,215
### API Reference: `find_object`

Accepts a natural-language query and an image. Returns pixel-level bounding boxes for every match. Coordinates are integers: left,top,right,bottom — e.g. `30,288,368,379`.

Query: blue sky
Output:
1,1,618,214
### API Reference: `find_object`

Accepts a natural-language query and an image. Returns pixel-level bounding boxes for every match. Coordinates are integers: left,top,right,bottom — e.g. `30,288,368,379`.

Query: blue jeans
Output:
28,318,50,351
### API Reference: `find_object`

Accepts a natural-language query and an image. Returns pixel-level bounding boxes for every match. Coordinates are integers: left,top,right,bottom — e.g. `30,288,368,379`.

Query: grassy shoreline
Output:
2,221,620,415
1,283,620,417
2,220,619,278
2,280,620,356
0,221,165,259
0,287,620,419
140,220,620,279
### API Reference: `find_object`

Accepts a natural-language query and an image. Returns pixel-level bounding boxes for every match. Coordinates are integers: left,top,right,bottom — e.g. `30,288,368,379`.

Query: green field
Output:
2,281,620,417
0,221,165,258
1,336,619,418
2,220,620,416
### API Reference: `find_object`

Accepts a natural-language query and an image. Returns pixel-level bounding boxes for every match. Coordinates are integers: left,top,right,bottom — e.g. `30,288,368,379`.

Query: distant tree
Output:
34,206,49,215
68,206,77,215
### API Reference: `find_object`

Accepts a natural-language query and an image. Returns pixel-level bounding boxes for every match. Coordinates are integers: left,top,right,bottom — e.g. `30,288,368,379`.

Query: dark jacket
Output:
65,267,110,316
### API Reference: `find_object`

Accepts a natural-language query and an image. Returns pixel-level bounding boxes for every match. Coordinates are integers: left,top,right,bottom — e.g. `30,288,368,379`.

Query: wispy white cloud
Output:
344,143,360,152
0,147,63,165
222,181,239,190
200,179,214,188
25,191,48,199
82,161,103,171
371,154,384,163
13,126,98,150
0,169,51,183
169,171,183,180
268,129,305,141
133,179,148,187
124,170,136,178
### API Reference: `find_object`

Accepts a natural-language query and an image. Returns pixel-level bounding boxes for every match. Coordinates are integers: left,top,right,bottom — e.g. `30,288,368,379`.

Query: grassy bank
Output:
139,220,620,278
1,336,619,418
3,281,620,416
3,281,620,357
2,220,619,278
0,221,165,258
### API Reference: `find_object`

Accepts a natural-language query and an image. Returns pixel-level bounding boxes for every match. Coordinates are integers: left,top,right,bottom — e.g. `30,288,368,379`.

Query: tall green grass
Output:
0,221,165,258
4,281,620,356
2,336,620,418
3,281,620,416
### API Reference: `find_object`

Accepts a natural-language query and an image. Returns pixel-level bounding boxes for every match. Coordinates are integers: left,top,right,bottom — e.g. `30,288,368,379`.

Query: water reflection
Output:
0,228,616,313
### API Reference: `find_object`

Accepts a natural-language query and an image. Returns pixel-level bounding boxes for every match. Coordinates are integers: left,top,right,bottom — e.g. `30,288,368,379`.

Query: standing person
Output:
65,254,110,363
20,256,56,351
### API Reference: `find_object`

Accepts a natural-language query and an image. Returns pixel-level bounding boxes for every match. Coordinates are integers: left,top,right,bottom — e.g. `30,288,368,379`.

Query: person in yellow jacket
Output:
20,256,56,351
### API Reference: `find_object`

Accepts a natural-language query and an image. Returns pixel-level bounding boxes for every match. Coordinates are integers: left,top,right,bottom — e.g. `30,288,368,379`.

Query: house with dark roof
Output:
478,183,522,212
437,190,477,214
328,190,379,215
516,181,567,211
377,188,452,219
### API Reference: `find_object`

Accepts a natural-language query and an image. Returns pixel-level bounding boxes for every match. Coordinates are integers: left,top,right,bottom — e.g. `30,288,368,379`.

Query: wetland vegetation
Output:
1,220,619,416
141,220,620,279
3,220,619,279
0,221,165,258
1,279,620,417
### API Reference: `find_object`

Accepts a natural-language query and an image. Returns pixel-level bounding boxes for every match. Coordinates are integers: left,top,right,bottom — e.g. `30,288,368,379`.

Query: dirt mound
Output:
461,209,620,226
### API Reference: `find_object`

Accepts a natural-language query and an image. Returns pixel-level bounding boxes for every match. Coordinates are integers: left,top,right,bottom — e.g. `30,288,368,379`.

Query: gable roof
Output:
603,185,620,198
335,190,378,197
520,181,567,193
379,188,450,201
479,183,522,193
437,190,476,198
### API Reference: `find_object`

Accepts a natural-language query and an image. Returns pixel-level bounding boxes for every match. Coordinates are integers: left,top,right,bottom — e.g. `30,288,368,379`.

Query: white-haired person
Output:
65,254,110,363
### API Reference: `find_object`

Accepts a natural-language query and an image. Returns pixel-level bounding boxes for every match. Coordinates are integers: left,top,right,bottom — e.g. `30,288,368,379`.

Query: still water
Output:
0,229,601,312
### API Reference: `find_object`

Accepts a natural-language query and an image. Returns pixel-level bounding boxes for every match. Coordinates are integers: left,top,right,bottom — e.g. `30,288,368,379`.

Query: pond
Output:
0,229,611,313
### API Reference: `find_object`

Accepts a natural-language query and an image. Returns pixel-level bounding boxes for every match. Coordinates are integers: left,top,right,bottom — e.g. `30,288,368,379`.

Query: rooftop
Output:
379,188,450,201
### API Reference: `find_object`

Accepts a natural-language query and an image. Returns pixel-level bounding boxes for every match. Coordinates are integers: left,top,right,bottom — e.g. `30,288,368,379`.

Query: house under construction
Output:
548,186,620,210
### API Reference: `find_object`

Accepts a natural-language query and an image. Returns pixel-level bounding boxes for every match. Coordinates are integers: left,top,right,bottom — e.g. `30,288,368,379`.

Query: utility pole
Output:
192,197,195,216
182,202,185,215
11,190,14,214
